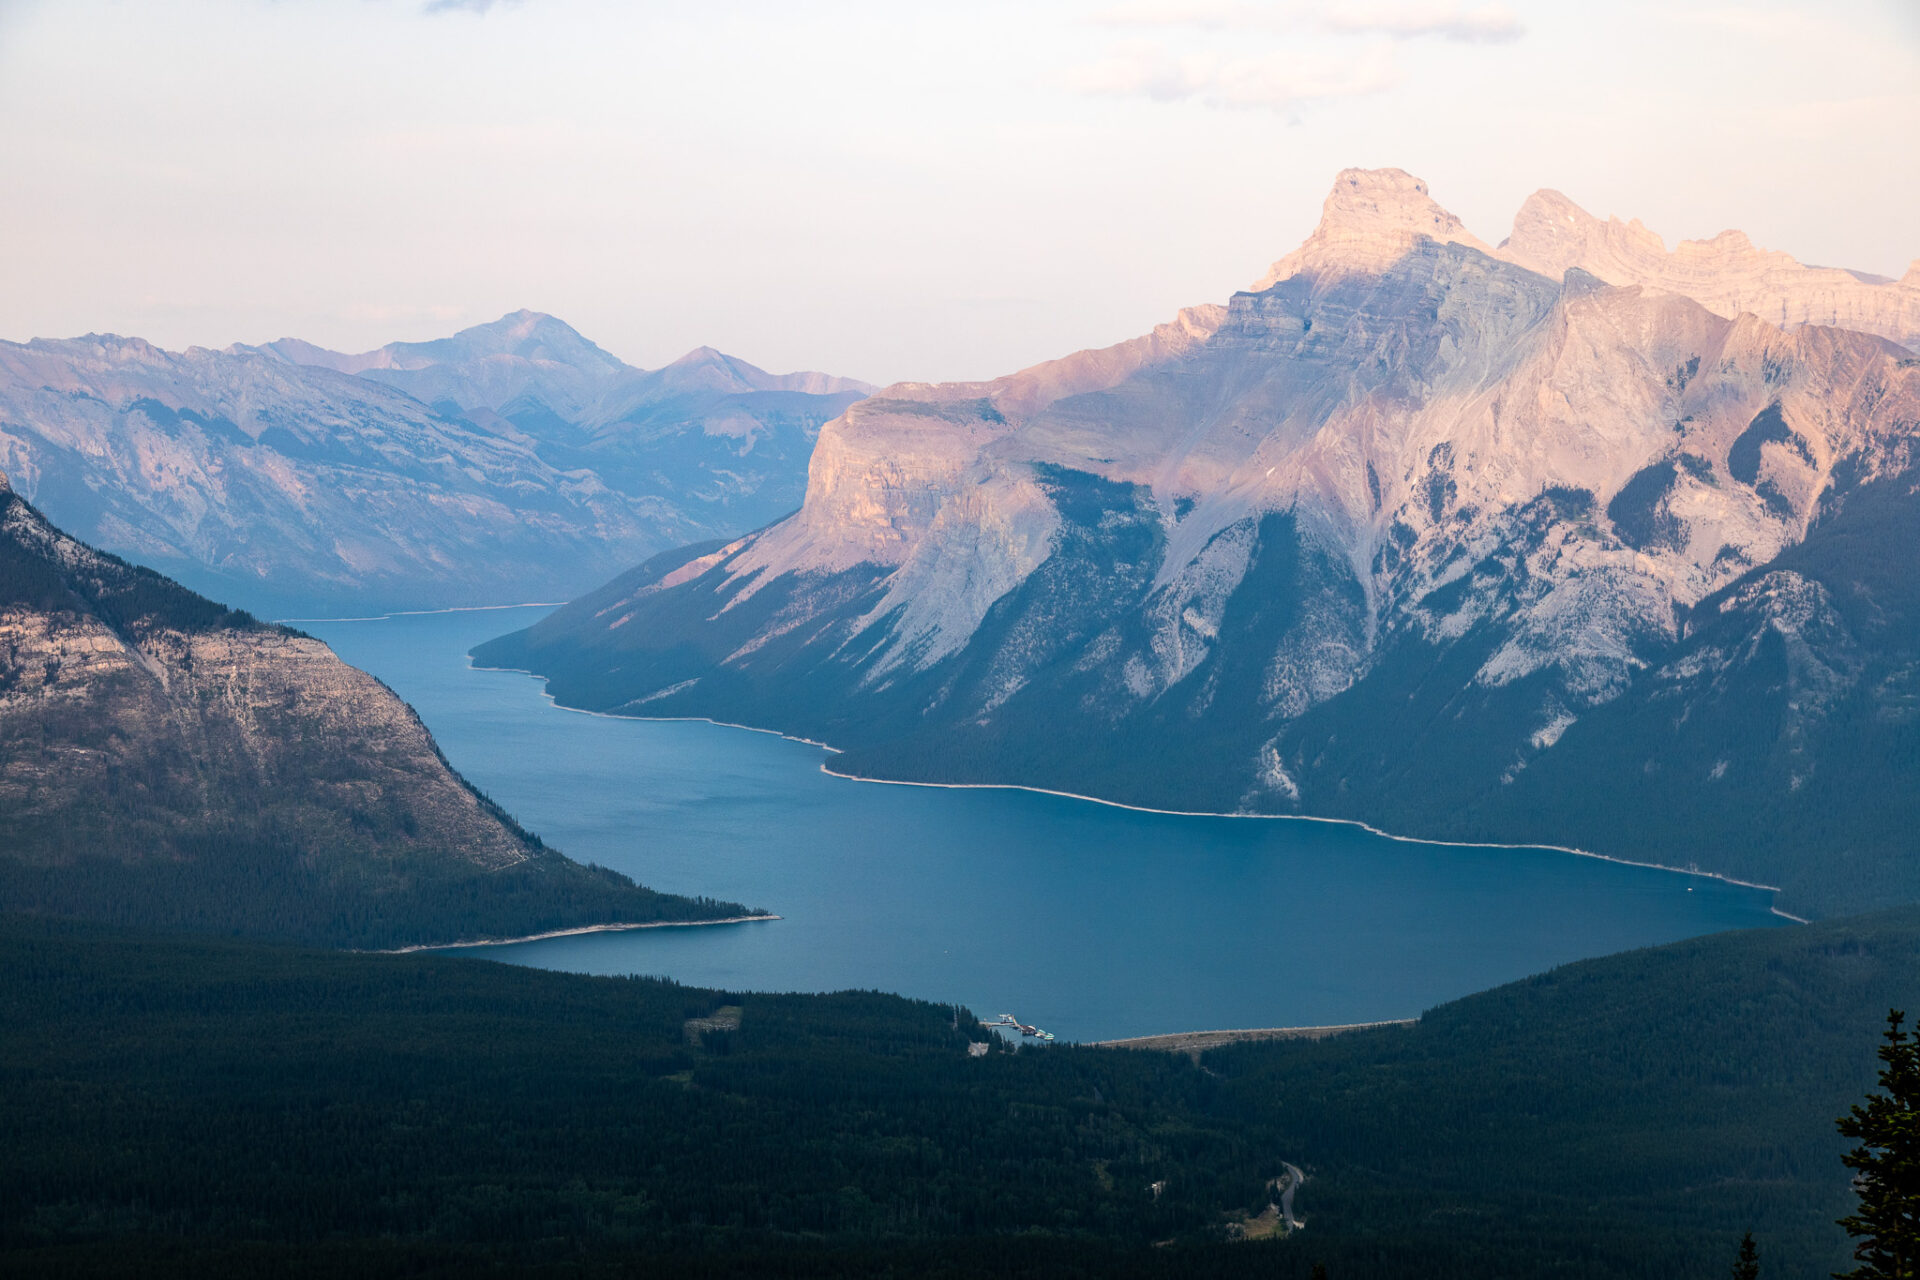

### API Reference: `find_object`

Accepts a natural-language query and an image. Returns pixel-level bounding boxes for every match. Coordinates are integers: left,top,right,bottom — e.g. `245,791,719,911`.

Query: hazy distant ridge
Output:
0,312,869,613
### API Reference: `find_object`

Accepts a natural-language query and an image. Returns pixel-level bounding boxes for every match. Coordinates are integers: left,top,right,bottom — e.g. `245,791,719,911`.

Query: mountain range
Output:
0,469,744,947
477,169,1920,919
0,312,868,615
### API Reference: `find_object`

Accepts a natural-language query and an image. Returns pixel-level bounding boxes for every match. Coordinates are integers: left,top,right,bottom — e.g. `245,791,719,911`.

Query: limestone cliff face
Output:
709,302,1225,654
739,304,1225,575
682,169,1919,684
0,471,509,872
0,472,737,946
479,169,1920,915
1255,166,1494,289
0,617,531,875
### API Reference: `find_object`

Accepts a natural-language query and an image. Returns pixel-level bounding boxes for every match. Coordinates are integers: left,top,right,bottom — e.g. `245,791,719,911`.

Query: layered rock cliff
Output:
0,471,744,947
477,169,1920,916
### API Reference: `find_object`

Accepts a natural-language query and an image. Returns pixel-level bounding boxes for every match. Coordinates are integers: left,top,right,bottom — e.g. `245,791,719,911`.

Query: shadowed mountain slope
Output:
0,471,745,947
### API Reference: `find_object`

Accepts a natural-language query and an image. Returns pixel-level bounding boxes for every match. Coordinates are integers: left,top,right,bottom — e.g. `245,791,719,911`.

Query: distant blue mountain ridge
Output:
0,311,871,615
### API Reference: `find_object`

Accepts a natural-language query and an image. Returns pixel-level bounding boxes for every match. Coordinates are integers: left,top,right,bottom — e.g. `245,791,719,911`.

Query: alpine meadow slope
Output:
477,170,1920,919
0,312,868,615
0,471,746,947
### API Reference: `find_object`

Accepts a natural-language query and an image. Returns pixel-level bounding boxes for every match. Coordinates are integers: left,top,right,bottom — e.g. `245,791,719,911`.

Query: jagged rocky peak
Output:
1499,188,1665,275
1255,167,1493,289
1495,190,1920,349
1244,170,1920,350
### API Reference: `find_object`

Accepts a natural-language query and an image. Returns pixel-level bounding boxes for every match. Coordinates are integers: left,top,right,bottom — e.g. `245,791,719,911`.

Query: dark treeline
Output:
6,907,1917,1278
0,486,267,641
0,841,745,951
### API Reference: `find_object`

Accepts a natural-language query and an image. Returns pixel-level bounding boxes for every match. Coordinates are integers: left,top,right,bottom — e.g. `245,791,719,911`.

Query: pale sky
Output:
2,0,1916,384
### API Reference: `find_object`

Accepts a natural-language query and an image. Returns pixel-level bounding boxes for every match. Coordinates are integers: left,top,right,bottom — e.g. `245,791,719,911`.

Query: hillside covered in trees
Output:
5,906,1915,1278
0,473,746,948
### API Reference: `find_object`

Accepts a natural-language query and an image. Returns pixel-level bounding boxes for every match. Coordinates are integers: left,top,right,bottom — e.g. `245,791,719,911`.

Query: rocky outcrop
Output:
0,472,743,947
1255,167,1494,289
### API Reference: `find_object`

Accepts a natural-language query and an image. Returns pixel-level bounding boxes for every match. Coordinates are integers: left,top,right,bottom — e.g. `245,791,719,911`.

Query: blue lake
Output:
305,604,1789,1042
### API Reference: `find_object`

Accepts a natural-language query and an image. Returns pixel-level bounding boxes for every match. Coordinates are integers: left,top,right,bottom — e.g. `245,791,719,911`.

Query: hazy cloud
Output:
1095,0,1257,26
1095,0,1524,43
1065,39,1399,111
1323,3,1522,42
422,0,517,14
1073,0,1516,113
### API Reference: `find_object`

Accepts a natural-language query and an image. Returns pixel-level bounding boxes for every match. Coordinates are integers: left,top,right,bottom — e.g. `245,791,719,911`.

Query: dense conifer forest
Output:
6,908,1916,1278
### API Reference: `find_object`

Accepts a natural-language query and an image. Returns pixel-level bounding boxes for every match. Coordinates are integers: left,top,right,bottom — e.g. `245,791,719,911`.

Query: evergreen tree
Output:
1731,1231,1759,1280
1837,1010,1920,1280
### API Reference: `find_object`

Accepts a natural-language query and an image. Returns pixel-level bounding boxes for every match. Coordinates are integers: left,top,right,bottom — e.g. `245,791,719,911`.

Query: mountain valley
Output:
16,5,1920,1276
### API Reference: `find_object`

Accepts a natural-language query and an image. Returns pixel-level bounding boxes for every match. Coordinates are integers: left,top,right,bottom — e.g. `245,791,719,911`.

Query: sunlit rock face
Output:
0,314,870,614
1254,166,1495,289
0,466,532,872
481,169,1920,916
1497,189,1920,351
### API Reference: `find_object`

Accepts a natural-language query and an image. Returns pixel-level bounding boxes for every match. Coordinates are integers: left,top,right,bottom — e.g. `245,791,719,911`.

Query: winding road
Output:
1279,1162,1305,1231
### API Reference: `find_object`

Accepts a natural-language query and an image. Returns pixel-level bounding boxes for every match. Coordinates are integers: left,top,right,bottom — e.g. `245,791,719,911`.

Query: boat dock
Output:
984,1013,1056,1043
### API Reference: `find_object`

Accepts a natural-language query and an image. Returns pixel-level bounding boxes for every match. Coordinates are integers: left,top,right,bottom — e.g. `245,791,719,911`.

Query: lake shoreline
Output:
814,760,1811,923
469,654,1804,925
375,913,783,954
279,601,569,625
1091,1019,1417,1054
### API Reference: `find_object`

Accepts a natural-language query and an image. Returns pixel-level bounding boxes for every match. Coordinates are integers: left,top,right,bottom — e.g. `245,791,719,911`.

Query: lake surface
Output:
306,605,1789,1042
